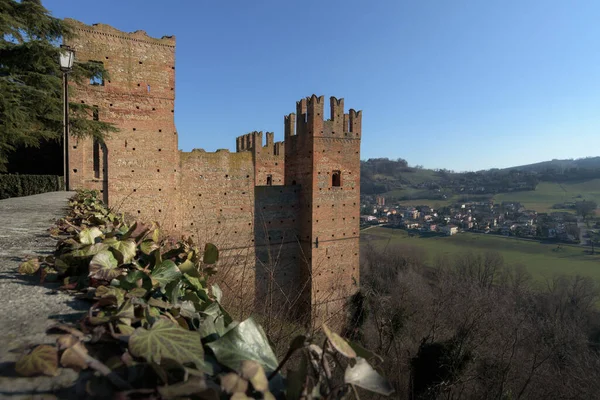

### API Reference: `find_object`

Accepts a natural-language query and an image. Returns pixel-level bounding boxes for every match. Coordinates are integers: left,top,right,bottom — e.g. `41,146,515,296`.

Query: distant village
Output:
361,195,586,243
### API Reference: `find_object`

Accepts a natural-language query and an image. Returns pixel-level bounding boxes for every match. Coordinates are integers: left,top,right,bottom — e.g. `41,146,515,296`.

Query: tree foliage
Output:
0,0,117,171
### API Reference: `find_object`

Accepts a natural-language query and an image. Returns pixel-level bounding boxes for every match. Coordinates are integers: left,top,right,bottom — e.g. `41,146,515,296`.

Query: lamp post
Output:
59,45,74,191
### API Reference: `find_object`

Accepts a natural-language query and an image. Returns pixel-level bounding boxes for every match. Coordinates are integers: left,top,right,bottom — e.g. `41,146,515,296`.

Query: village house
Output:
441,225,459,236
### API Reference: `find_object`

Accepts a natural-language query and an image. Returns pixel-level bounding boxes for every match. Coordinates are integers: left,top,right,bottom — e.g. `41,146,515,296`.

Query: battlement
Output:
65,18,176,47
284,94,362,138
236,131,284,157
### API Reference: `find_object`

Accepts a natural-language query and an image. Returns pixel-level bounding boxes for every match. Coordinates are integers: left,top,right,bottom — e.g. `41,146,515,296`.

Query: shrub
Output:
0,174,64,199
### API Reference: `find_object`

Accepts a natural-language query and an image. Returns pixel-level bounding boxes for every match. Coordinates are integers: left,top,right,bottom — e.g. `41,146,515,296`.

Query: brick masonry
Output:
65,19,361,327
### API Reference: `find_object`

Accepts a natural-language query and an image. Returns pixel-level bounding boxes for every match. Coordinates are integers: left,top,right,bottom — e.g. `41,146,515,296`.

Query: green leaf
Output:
182,291,203,311
95,285,125,306
15,345,59,377
128,319,205,368
207,317,278,373
18,259,40,275
152,226,161,243
165,280,185,304
121,222,138,240
120,270,152,291
109,239,136,264
151,260,182,288
148,297,172,309
344,357,395,396
203,243,219,265
183,274,205,292
70,243,109,257
79,227,103,245
212,284,222,303
89,250,121,280
140,239,160,255
115,299,135,320
322,324,356,358
178,259,199,277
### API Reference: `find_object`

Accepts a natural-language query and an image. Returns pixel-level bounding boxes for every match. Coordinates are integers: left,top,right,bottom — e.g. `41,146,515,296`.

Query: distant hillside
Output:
504,157,600,173
360,156,600,200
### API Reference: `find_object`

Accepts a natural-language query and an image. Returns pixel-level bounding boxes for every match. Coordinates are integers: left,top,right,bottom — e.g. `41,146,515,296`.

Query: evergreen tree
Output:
0,0,117,171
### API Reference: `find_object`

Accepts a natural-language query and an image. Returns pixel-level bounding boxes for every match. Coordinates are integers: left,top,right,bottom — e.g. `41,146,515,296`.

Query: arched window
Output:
332,170,341,187
267,175,272,186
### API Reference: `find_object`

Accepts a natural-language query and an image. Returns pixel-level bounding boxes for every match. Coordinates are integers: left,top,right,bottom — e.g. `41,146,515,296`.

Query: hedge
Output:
0,174,65,200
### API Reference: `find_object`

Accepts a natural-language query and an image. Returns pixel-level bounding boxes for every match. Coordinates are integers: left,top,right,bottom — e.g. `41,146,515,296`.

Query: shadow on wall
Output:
253,185,310,322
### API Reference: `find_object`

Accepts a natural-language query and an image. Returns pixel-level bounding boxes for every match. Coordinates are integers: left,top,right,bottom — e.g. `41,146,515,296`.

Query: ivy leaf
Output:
140,239,160,255
60,342,89,371
128,319,205,368
322,324,356,358
207,317,278,373
121,270,152,291
79,227,103,245
165,280,185,304
70,243,109,258
151,260,182,288
212,284,222,303
89,250,121,281
95,285,125,306
179,259,199,277
15,345,59,377
203,243,219,265
117,324,135,335
109,239,136,264
152,227,161,243
18,259,40,275
344,357,395,396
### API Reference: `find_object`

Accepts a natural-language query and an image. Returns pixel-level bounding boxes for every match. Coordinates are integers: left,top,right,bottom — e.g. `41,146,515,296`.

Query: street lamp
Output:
59,45,74,191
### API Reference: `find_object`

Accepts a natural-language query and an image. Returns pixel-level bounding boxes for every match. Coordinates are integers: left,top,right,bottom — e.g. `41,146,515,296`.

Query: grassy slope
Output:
362,226,600,282
493,179,600,213
382,179,600,213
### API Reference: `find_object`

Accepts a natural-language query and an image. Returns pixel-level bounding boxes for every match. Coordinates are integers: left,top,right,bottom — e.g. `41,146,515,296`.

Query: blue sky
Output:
44,0,600,171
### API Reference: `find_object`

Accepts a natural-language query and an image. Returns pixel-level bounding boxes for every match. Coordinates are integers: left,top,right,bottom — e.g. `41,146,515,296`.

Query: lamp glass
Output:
59,49,74,70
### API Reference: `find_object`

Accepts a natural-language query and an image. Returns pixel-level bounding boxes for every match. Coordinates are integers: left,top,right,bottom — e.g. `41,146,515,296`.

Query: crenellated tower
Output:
285,95,361,326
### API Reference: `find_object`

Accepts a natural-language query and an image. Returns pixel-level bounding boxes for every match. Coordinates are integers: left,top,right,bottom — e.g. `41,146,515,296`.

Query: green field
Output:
361,227,600,283
493,180,600,213
382,179,600,213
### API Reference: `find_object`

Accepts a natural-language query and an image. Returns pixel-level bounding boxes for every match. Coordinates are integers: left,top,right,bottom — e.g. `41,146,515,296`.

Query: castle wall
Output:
179,149,256,309
65,19,362,329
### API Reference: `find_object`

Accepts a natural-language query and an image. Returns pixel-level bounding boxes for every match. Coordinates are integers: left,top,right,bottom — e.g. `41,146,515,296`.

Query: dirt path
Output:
0,191,85,399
